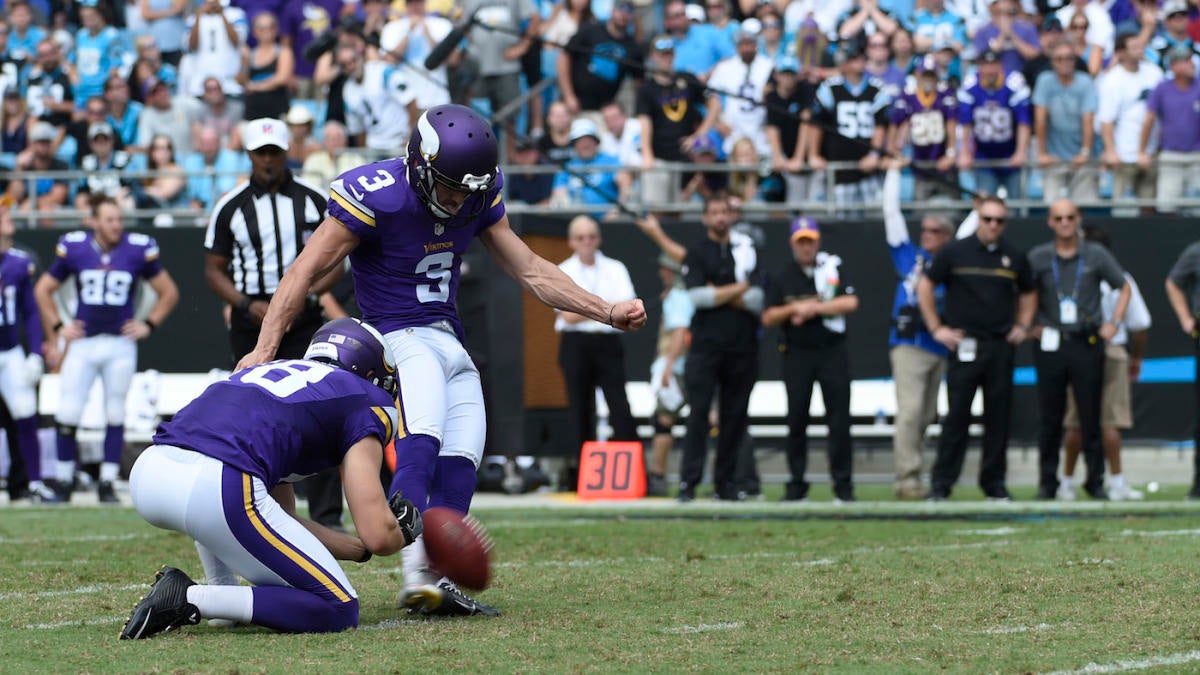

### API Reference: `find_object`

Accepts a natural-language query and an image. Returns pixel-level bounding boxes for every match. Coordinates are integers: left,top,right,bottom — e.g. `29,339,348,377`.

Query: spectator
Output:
1097,33,1162,211
310,27,365,126
378,0,453,110
66,95,121,165
762,217,860,503
128,36,179,104
865,32,907,96
911,0,968,54
193,76,243,144
184,0,247,98
75,121,134,210
880,164,962,499
636,36,709,208
1060,224,1151,501
663,0,733,78
6,2,46,67
503,135,554,205
24,38,74,128
727,137,762,202
337,44,418,154
5,121,70,217
1022,16,1087,87
539,99,576,165
279,0,346,99
677,197,762,502
139,0,188,65
1033,40,1099,203
766,55,820,207
889,27,918,75
238,10,292,121
973,0,1041,77
957,49,1031,199
889,56,959,200
1148,0,1200,73
1165,236,1200,498
103,74,141,147
72,0,126,107
1139,44,1200,213
808,41,890,217
785,0,853,45
558,1,643,115
137,75,203,155
1056,0,1116,60
283,104,320,170
552,215,639,490
185,125,247,208
0,89,31,171
355,0,391,45
1065,14,1105,78
705,22,774,158
0,20,22,95
759,10,789,63
551,118,630,218
597,100,641,167
679,133,728,203
538,0,592,117
138,133,187,209
919,196,1036,501
458,0,539,121
837,0,900,42
1027,198,1131,500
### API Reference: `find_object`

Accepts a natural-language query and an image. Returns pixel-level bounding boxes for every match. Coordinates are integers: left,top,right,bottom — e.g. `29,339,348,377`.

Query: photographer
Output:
309,22,370,126
281,0,357,100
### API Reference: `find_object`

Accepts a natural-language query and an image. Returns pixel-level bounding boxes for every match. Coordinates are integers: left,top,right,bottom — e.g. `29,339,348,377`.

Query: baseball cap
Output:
915,54,938,73
977,48,1002,63
1043,15,1064,31
736,18,762,42
614,0,635,11
684,3,706,22
775,55,800,73
789,216,820,241
87,121,113,139
2,87,20,99
284,104,314,126
569,118,600,143
657,252,682,274
1167,43,1194,63
141,75,166,99
243,117,290,151
29,121,56,143
1162,0,1189,17
652,35,675,52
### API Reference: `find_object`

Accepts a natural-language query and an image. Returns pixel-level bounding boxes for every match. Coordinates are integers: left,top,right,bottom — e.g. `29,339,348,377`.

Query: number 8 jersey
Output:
327,158,506,342
46,230,163,336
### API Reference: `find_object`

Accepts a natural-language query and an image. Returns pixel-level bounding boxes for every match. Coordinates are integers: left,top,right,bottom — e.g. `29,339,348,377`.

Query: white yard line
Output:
950,527,1024,536
980,623,1059,635
1044,650,1200,674
23,616,123,630
0,533,156,545
0,583,144,601
1119,528,1200,537
663,621,745,634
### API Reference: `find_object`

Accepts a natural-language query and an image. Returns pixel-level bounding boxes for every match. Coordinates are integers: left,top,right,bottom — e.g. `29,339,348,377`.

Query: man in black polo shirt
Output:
762,218,860,503
1166,238,1200,498
918,196,1036,501
677,197,763,502
1027,198,1130,500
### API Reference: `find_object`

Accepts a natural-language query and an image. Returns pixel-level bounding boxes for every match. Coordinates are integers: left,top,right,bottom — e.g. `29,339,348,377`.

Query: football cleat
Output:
28,482,63,504
119,566,200,639
43,478,73,502
98,481,119,504
402,581,500,618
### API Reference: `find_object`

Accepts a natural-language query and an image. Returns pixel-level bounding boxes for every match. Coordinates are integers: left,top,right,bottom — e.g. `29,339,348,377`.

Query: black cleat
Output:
403,581,500,617
1035,485,1057,500
43,478,73,502
119,567,200,639
676,484,695,503
98,481,119,504
645,474,669,497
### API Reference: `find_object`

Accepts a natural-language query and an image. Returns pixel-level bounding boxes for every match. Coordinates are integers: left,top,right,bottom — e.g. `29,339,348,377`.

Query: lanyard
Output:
1050,248,1085,301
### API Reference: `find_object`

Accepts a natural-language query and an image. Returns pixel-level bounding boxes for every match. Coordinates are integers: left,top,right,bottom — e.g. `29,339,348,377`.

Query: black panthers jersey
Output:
811,75,891,182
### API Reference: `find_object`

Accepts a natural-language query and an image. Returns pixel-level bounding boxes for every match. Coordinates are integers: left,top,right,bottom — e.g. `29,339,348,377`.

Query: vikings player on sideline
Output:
237,104,648,617
120,318,422,639
0,209,52,501
33,195,179,503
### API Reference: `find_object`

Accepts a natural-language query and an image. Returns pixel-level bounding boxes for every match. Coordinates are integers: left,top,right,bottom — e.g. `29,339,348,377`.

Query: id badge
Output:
958,337,978,362
1041,326,1061,352
1059,298,1078,325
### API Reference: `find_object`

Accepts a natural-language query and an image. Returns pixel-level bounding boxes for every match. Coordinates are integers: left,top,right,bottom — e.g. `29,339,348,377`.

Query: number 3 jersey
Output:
327,158,506,342
153,360,399,487
46,231,162,337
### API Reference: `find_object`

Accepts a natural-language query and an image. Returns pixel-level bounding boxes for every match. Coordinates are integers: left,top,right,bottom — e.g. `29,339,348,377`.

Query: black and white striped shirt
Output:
204,172,327,296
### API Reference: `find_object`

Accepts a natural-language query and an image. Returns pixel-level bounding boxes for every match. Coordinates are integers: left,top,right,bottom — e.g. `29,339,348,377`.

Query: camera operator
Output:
308,19,370,126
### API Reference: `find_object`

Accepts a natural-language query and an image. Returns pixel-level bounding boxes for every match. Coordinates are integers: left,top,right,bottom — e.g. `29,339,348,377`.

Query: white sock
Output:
29,480,45,491
195,542,239,586
401,537,434,588
100,462,119,483
56,461,74,482
187,585,254,623
1110,473,1126,490
1061,475,1075,488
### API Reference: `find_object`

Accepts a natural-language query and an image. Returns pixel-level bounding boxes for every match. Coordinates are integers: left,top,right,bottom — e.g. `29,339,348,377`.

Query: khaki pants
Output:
890,345,946,491
1042,163,1099,204
1156,150,1200,214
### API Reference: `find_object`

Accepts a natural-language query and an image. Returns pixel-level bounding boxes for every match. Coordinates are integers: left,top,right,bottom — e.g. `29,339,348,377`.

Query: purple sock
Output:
428,456,478,513
55,427,77,463
250,586,358,633
14,417,41,482
103,425,124,464
389,434,440,511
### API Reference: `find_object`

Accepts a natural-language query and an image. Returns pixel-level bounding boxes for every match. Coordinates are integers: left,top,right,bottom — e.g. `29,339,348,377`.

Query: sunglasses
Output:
980,215,1006,223
921,227,949,234
1051,214,1078,221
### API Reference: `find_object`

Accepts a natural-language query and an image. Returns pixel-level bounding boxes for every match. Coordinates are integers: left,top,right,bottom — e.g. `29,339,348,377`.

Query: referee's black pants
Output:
1195,337,1200,489
231,301,346,527
680,347,758,498
930,337,1014,496
1035,336,1106,495
557,332,637,464
782,340,853,497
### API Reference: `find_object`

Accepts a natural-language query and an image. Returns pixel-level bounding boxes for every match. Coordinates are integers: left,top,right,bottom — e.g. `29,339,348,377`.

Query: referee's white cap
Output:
243,118,289,152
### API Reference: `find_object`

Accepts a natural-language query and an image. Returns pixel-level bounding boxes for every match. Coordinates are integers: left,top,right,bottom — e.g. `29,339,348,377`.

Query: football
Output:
421,507,493,591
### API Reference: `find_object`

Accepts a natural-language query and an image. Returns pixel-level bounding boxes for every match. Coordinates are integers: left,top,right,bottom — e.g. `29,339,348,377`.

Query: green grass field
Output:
5,486,1200,674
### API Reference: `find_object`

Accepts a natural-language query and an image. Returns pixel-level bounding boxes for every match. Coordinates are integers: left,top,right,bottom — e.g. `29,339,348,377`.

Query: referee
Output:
918,196,1037,501
203,117,343,526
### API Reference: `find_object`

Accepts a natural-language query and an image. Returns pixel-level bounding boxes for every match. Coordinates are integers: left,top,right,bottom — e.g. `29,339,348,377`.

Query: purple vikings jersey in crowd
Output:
46,231,163,337
956,72,1032,161
890,82,958,163
153,359,399,487
0,248,41,354
326,157,506,341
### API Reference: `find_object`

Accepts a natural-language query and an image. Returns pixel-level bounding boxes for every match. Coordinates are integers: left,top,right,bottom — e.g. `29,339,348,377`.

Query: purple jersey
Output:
153,359,398,487
0,248,41,354
890,82,958,163
956,71,1032,161
327,158,506,341
46,231,163,337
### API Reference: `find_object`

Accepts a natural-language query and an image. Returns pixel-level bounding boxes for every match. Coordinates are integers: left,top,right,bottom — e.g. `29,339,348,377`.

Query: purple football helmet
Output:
407,104,499,225
304,318,398,397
